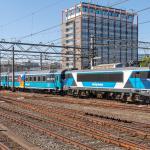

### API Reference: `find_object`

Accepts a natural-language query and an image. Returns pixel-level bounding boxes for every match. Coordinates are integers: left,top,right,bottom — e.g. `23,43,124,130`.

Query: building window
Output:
82,7,88,12
66,57,70,61
76,7,81,13
66,63,69,67
66,39,74,44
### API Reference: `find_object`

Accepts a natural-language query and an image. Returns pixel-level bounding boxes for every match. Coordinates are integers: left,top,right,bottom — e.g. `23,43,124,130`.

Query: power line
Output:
139,20,150,25
136,6,150,13
3,1,135,41
135,6,150,26
0,0,62,28
3,1,150,42
109,0,130,7
49,37,64,43
19,24,61,40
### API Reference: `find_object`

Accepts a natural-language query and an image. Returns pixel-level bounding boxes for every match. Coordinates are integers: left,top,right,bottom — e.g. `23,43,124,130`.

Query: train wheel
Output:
96,93,103,99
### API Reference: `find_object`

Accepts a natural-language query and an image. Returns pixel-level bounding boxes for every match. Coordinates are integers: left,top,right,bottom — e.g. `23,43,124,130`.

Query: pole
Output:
90,35,95,69
0,49,1,90
73,21,76,69
40,53,42,70
12,46,15,92
137,15,139,64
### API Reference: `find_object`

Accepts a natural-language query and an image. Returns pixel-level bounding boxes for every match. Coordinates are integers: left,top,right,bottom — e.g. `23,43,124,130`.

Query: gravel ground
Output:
0,91,149,150
0,132,26,150
0,117,78,150
20,97,150,124
0,103,124,150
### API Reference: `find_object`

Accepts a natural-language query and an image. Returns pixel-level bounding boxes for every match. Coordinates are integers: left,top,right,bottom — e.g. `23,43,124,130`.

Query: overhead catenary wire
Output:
19,24,61,40
11,0,133,41
11,0,145,42
136,6,150,13
27,7,150,45
139,20,150,25
109,0,130,7
1,0,150,42
2,1,150,46
0,0,63,28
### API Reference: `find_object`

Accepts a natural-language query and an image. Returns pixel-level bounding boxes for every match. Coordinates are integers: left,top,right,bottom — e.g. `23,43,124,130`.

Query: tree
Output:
140,56,150,67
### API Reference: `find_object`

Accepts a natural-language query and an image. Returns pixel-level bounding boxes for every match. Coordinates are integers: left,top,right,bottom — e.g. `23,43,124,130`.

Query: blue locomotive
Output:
1,68,150,103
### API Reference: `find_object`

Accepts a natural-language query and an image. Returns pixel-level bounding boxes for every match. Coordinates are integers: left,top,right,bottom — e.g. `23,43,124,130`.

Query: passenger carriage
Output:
24,70,63,91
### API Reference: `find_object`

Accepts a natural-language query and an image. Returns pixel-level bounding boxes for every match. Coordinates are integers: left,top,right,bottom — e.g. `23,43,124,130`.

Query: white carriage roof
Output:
25,69,62,75
69,67,150,73
1,69,63,76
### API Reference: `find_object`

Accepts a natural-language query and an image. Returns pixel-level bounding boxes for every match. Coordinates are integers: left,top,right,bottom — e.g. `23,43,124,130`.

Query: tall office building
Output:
61,2,138,69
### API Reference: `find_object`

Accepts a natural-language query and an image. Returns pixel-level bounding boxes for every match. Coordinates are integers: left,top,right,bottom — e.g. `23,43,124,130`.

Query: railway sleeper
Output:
1,98,150,150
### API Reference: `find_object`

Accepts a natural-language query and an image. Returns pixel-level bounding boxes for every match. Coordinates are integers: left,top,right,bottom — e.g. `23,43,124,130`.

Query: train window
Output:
46,75,51,81
26,77,28,81
42,76,46,82
26,76,29,81
30,76,32,81
77,72,123,82
15,76,18,81
65,74,72,79
9,76,12,80
137,71,150,79
50,74,54,78
55,76,59,81
38,76,40,81
34,76,36,82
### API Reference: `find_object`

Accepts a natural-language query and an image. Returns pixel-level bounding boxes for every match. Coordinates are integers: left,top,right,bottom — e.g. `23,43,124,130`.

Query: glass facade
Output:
62,2,138,69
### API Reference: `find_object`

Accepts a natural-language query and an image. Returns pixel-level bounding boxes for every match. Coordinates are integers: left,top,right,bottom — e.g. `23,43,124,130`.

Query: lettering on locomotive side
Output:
92,83,104,87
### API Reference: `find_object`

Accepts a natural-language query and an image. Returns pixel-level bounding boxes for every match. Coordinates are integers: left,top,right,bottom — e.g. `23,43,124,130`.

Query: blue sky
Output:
0,0,150,44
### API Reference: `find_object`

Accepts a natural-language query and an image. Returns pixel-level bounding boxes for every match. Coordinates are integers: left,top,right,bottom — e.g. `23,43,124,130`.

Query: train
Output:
1,67,150,103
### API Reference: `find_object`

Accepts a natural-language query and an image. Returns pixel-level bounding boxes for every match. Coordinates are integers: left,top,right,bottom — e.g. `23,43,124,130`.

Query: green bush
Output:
140,56,150,67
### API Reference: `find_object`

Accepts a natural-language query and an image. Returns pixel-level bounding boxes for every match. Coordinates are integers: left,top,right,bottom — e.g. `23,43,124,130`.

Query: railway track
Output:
0,105,149,150
0,131,24,150
1,96,150,132
0,96,150,150
0,143,9,150
0,111,96,150
1,91,150,113
20,93,150,113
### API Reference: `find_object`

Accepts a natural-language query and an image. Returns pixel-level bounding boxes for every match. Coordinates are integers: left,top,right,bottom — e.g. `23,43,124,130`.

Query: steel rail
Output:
1,98,149,150
0,104,149,150
21,94,150,113
1,96,150,137
0,143,10,150
2,91,150,113
0,112,95,150
3,97,150,128
37,96,150,113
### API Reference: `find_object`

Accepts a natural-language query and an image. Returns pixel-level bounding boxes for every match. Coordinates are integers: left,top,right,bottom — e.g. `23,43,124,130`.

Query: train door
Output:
5,76,8,88
135,72,140,89
54,74,60,90
4,75,8,88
